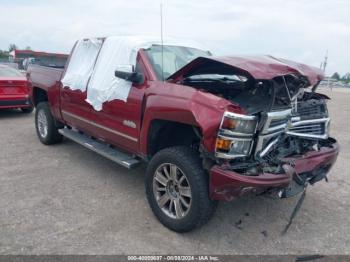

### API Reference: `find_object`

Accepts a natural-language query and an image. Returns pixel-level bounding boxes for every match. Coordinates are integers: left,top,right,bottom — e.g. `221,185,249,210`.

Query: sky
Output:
0,0,349,76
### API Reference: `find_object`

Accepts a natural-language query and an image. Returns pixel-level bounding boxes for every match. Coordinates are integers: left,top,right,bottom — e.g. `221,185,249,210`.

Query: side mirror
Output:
115,65,144,85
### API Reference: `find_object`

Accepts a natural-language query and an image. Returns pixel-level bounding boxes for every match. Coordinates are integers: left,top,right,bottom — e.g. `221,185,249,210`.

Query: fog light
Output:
216,138,231,151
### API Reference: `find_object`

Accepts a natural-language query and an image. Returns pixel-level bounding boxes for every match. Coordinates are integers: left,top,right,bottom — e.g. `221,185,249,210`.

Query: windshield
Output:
0,66,23,77
144,45,211,80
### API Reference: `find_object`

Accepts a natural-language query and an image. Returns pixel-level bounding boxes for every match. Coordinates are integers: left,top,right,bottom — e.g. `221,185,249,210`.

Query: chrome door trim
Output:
62,110,138,142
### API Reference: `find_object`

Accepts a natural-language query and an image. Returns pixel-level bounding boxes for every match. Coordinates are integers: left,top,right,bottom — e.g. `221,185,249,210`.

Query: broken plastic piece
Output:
282,185,307,235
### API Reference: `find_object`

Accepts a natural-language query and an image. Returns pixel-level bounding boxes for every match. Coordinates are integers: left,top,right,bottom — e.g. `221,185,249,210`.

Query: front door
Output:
87,57,149,153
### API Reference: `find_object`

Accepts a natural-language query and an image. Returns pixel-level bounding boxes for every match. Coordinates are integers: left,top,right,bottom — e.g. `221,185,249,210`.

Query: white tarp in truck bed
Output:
61,38,102,91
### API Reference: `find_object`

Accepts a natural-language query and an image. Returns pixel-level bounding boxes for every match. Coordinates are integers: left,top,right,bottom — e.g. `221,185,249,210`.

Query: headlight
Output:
215,112,257,159
230,139,252,155
221,116,257,134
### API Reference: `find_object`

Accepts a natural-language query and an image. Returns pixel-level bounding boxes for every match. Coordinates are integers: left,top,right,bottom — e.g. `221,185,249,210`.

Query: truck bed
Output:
27,64,64,90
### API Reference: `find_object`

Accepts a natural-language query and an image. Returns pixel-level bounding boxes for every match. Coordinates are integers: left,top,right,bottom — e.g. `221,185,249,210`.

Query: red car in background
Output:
0,65,33,113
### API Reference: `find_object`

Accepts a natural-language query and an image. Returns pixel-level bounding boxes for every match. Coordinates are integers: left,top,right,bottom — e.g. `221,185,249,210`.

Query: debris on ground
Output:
235,219,243,230
261,230,268,238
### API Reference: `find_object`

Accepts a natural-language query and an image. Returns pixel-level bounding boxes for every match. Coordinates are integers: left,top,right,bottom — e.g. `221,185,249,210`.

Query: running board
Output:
58,128,140,169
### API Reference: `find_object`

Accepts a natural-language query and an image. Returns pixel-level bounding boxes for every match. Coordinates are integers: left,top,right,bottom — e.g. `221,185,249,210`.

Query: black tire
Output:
35,102,63,145
145,146,217,232
21,106,33,114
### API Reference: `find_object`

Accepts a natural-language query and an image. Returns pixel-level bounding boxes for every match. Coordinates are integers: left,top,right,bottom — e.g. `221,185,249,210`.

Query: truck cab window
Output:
144,45,211,80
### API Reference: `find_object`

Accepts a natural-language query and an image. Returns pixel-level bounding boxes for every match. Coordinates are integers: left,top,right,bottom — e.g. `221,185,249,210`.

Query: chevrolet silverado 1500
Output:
28,36,339,232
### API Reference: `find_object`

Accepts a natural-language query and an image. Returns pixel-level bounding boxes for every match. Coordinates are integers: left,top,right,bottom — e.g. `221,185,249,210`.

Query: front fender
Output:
140,85,243,155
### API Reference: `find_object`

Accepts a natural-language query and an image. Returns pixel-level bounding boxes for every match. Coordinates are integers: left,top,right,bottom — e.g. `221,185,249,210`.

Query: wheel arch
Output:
32,86,48,106
146,119,201,159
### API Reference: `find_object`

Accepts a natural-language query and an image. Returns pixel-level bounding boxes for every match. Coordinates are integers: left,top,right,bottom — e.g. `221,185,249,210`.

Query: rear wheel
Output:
145,146,217,232
21,106,33,114
35,102,63,145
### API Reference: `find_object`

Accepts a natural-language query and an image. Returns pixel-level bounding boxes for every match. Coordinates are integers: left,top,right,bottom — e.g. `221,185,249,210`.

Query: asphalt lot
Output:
0,87,349,255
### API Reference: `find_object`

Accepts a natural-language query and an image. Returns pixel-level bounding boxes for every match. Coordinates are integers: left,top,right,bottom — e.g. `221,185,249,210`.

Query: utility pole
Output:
322,50,328,73
321,50,331,91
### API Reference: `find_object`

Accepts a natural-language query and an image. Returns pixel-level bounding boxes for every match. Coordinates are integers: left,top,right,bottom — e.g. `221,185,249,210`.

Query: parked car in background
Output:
28,36,339,232
0,65,33,113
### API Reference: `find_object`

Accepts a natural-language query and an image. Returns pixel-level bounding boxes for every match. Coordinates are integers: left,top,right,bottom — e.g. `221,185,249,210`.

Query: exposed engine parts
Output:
182,71,335,180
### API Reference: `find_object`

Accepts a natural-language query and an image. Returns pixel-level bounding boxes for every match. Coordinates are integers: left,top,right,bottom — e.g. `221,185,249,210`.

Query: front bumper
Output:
209,140,339,201
0,95,31,109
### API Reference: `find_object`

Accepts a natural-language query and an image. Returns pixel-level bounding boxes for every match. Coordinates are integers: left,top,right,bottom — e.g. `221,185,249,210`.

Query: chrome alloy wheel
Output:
153,163,192,219
37,110,48,138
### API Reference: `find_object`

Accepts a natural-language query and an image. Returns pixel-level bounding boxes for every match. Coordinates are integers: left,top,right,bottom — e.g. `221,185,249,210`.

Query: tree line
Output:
331,72,350,84
0,44,31,59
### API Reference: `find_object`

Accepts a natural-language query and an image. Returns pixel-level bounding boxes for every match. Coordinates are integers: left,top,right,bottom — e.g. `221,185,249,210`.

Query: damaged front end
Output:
170,55,339,201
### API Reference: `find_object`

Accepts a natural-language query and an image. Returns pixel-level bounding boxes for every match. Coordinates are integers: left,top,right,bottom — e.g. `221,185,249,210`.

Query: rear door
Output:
59,39,102,132
60,84,92,130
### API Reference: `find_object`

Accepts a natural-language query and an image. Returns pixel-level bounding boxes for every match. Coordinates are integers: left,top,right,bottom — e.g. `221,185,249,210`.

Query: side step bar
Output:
58,128,140,169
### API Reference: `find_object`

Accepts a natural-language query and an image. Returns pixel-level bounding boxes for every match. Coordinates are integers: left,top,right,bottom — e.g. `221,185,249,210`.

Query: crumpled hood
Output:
168,55,324,86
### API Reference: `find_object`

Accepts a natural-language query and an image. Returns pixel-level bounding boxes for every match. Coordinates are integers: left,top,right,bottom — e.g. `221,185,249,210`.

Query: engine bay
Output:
180,72,335,176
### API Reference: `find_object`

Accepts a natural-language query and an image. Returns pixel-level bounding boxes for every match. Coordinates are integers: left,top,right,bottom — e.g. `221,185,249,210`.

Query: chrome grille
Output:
287,118,330,139
297,106,321,117
261,109,291,134
270,118,289,128
255,109,291,156
290,124,323,134
292,98,328,120
289,97,329,139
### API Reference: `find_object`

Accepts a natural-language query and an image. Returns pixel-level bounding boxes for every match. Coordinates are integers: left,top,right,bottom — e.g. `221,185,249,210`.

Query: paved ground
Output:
0,87,349,255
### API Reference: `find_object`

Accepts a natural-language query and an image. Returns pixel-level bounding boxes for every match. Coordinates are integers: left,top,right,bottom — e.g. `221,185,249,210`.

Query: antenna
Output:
160,2,164,81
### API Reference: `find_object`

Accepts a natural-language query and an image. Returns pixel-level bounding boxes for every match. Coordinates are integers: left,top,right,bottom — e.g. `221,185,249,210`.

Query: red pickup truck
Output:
28,37,339,232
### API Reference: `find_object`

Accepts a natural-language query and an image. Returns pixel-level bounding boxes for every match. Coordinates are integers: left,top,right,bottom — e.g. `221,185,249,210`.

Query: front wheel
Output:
145,146,217,232
35,102,63,145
